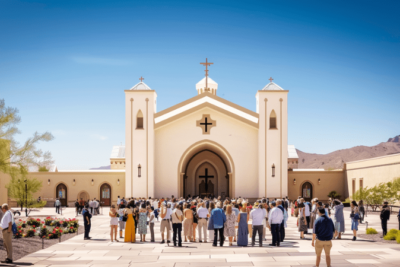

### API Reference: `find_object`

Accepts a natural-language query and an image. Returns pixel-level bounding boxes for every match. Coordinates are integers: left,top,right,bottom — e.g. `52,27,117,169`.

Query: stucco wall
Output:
155,106,259,198
0,171,125,207
345,153,400,199
288,170,345,201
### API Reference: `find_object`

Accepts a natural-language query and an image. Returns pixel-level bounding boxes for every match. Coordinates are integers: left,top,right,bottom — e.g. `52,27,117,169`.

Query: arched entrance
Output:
178,140,234,198
56,183,67,206
100,183,111,206
78,191,90,202
301,182,313,202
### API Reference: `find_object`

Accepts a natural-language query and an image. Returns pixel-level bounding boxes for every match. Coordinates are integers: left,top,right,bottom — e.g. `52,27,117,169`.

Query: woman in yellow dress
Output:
124,204,135,243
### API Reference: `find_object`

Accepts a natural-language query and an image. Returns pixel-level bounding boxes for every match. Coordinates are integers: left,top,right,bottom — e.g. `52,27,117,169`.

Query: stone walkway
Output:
12,207,400,267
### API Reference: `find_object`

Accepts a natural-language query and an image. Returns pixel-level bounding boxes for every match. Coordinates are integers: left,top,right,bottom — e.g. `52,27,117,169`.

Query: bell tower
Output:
125,77,157,198
256,78,288,198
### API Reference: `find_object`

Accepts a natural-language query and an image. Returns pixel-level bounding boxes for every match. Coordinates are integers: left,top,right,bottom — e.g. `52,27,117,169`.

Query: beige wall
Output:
345,153,400,199
0,171,125,207
155,106,259,198
288,170,345,201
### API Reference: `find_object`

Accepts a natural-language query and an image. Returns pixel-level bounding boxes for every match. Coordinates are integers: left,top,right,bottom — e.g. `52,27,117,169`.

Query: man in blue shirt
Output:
312,208,335,267
210,202,226,247
82,203,92,240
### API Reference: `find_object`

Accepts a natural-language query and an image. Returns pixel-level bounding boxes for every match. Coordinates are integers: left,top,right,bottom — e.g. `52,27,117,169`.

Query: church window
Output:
270,110,277,129
138,164,141,177
136,110,144,129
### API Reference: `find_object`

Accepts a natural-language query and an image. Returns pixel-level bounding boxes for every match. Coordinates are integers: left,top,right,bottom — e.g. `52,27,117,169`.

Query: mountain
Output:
298,135,400,170
89,165,111,170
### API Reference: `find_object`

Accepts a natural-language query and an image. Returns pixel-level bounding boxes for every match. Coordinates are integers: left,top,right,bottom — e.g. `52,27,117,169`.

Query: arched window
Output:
269,110,277,129
136,110,143,129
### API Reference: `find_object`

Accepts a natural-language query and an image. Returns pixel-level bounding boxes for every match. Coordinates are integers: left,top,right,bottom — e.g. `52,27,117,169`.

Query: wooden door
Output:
100,183,111,206
56,184,68,206
302,182,312,202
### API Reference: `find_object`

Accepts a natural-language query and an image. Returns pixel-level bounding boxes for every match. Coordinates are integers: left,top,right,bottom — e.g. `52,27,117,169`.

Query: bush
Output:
384,229,399,240
328,190,341,199
397,234,400,244
27,218,41,228
366,228,378,234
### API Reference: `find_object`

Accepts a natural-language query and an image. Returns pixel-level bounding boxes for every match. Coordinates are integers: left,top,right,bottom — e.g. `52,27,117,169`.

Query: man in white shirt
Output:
268,201,283,247
302,198,311,231
171,205,183,246
152,199,159,210
160,202,172,244
250,203,267,247
1,204,13,264
197,202,209,242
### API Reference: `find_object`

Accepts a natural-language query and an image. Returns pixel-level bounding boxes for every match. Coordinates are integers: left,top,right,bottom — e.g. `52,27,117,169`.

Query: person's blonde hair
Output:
226,204,232,215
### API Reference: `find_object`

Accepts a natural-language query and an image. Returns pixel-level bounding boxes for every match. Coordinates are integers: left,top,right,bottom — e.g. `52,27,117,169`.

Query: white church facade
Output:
123,76,289,199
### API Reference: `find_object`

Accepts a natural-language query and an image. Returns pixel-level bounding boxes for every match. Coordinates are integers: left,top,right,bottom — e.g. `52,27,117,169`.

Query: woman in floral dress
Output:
224,204,236,246
138,203,148,242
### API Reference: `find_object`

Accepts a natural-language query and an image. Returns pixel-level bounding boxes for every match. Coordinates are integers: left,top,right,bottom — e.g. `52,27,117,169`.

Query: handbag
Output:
122,210,128,222
12,222,17,235
354,213,360,220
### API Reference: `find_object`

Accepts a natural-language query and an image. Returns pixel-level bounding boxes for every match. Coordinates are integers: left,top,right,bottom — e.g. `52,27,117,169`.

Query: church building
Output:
123,75,288,199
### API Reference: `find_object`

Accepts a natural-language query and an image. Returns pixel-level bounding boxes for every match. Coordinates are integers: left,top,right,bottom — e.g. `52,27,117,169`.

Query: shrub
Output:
328,190,341,199
14,229,23,238
69,219,79,228
39,226,48,238
24,229,36,238
397,234,400,244
27,218,41,228
383,229,399,240
366,228,378,234
44,217,53,226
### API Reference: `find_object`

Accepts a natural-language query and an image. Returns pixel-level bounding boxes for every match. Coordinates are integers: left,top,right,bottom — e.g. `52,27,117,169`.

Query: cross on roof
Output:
200,117,213,133
139,76,144,82
196,114,217,135
200,58,213,90
269,77,273,83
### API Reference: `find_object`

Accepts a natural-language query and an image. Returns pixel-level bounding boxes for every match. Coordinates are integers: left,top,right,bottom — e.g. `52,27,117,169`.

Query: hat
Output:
254,202,259,207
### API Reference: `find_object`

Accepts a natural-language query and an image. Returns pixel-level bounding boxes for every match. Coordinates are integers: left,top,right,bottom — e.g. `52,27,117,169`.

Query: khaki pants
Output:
2,229,12,260
160,219,171,240
315,240,332,256
198,218,208,242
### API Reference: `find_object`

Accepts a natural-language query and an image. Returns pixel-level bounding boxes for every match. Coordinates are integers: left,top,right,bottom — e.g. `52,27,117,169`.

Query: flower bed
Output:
16,217,79,239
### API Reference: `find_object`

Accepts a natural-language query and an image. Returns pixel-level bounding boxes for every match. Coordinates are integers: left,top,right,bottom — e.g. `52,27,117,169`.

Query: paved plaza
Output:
11,207,400,267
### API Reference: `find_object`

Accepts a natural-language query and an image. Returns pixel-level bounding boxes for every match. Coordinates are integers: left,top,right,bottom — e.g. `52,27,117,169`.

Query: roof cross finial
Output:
269,77,273,83
200,58,213,91
139,76,144,82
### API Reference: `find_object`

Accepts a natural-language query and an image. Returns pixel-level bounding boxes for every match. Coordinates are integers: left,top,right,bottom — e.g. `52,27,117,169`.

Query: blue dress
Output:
237,212,248,246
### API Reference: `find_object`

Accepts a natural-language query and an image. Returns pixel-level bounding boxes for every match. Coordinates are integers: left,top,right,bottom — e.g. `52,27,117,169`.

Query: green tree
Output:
0,99,53,212
328,190,341,199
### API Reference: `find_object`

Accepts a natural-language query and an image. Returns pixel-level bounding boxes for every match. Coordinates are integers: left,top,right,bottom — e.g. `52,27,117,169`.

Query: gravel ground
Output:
0,225,84,262
358,233,399,244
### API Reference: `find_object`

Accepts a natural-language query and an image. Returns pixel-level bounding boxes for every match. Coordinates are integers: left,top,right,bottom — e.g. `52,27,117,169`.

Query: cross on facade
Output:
269,77,273,83
199,168,214,192
200,117,212,132
196,114,216,134
139,76,144,82
200,58,213,91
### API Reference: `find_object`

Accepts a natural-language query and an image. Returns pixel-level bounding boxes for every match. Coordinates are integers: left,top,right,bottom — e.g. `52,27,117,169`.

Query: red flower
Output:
43,226,46,228
19,219,22,221
33,230,36,232
53,230,56,234
37,219,40,221
19,230,22,233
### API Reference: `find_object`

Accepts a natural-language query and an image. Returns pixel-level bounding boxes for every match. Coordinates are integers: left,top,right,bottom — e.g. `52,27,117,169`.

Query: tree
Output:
0,99,54,212
328,190,341,199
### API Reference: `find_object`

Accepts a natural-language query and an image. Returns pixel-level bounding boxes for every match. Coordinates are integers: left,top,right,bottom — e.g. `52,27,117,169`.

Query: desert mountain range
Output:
91,135,400,170
298,135,400,170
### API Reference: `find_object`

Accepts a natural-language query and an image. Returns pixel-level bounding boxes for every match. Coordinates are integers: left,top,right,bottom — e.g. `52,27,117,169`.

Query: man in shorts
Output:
312,207,335,267
160,202,172,244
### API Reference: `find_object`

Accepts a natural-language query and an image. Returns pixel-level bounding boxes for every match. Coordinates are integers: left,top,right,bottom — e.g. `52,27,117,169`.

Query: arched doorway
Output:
178,140,234,198
100,183,111,206
78,191,90,202
56,183,67,206
195,162,218,197
302,182,313,202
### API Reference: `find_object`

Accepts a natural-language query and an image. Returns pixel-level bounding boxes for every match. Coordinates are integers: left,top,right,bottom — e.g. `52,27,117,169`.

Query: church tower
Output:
256,78,288,198
125,78,157,198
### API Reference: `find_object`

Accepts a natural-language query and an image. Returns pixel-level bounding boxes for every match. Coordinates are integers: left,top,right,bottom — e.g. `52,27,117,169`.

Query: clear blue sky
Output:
1,0,399,170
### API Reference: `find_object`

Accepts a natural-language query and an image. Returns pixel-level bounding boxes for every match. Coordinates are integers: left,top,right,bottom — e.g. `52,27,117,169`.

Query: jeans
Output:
252,225,263,246
280,222,285,242
382,219,388,236
306,216,310,229
172,223,182,246
55,206,60,214
271,224,280,246
84,223,91,239
213,227,224,246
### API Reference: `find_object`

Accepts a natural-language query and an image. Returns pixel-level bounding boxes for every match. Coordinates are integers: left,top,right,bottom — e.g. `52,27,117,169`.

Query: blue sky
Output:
1,0,399,170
